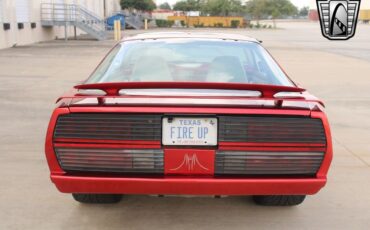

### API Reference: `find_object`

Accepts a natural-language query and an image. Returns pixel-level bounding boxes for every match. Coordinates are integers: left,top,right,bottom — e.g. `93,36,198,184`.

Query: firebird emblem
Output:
170,154,209,171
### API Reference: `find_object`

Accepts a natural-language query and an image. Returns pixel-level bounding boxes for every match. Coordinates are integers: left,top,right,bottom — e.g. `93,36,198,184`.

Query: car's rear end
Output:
44,33,332,206
45,84,332,205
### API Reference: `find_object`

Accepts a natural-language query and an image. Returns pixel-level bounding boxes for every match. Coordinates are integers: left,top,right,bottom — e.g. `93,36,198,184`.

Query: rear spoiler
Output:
74,82,305,98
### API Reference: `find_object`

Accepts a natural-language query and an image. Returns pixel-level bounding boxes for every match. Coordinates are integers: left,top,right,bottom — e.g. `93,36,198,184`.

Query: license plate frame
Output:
162,117,218,146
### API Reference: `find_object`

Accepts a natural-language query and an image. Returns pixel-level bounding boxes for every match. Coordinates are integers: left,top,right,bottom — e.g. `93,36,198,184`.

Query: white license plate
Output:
162,117,218,146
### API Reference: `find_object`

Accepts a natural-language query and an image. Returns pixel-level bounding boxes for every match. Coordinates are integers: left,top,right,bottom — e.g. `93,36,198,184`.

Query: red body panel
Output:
165,149,215,175
51,175,326,195
45,102,333,195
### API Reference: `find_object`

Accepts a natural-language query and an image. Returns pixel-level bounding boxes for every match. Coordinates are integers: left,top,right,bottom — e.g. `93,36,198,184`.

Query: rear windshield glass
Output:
86,39,293,86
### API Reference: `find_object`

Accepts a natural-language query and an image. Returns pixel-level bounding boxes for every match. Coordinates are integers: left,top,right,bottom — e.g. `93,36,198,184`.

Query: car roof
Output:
122,32,260,43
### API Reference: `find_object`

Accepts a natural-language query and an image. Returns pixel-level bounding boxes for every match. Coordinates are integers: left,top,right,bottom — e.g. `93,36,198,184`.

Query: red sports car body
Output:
45,33,332,205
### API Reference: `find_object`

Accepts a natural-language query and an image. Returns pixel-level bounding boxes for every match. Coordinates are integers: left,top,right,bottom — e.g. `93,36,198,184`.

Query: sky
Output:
155,0,311,9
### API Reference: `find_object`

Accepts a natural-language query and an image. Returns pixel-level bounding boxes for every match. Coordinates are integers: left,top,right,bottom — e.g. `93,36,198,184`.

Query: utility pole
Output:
103,0,107,18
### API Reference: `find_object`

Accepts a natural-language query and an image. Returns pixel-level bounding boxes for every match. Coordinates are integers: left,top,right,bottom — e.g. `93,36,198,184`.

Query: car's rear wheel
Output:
72,193,122,204
253,195,306,206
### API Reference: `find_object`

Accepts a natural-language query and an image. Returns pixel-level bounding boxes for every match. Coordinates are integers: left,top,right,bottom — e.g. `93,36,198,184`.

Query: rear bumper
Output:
51,175,326,195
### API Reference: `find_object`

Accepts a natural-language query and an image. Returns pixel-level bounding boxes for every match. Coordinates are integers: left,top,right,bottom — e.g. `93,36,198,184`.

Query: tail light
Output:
55,147,164,174
216,151,324,175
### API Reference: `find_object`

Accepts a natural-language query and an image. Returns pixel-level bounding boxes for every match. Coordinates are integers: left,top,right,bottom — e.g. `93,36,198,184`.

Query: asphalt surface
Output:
0,22,369,229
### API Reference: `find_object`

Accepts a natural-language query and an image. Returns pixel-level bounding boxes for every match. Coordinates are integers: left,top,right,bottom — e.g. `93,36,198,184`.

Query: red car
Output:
45,32,332,206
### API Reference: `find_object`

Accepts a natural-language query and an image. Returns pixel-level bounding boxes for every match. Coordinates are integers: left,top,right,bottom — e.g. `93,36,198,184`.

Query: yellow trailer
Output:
167,16,244,28
360,10,370,22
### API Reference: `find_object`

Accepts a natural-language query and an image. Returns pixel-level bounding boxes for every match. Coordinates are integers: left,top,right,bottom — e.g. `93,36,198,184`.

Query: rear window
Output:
86,38,293,86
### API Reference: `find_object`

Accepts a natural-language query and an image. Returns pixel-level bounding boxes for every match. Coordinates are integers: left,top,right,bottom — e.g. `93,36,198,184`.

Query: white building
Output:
0,0,121,49
152,9,175,20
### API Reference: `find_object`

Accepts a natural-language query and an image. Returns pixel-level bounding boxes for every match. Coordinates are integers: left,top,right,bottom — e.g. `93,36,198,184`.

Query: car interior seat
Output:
206,56,247,83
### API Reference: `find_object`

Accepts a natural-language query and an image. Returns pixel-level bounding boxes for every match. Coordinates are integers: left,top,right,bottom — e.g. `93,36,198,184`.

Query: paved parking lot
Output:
1,22,369,229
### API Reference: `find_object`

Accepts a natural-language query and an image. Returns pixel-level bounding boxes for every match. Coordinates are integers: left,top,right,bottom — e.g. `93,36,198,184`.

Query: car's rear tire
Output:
253,195,306,206
72,193,122,204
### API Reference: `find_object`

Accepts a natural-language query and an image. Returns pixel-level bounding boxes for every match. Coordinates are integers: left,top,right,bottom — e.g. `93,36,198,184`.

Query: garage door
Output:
15,0,30,22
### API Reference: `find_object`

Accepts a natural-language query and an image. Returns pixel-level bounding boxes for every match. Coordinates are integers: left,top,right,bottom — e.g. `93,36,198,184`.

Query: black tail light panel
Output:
216,151,324,175
55,147,164,174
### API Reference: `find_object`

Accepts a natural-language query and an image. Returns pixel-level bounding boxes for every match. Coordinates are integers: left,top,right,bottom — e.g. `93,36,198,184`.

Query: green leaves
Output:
245,0,298,20
202,0,243,16
173,0,242,16
173,0,203,12
120,0,156,11
298,6,309,17
159,2,172,10
170,0,298,19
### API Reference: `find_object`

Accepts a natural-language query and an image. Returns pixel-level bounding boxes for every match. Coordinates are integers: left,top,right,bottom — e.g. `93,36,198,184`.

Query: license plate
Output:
162,117,218,146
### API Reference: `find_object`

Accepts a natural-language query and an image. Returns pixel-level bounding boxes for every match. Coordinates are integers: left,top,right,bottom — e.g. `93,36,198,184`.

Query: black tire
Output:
72,193,122,204
253,195,306,206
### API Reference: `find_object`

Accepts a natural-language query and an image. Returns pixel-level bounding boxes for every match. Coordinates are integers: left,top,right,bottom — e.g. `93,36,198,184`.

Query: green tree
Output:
202,0,242,16
173,0,202,12
245,0,297,26
120,0,156,11
173,1,187,11
159,2,172,10
245,0,268,21
266,0,297,28
298,6,309,17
